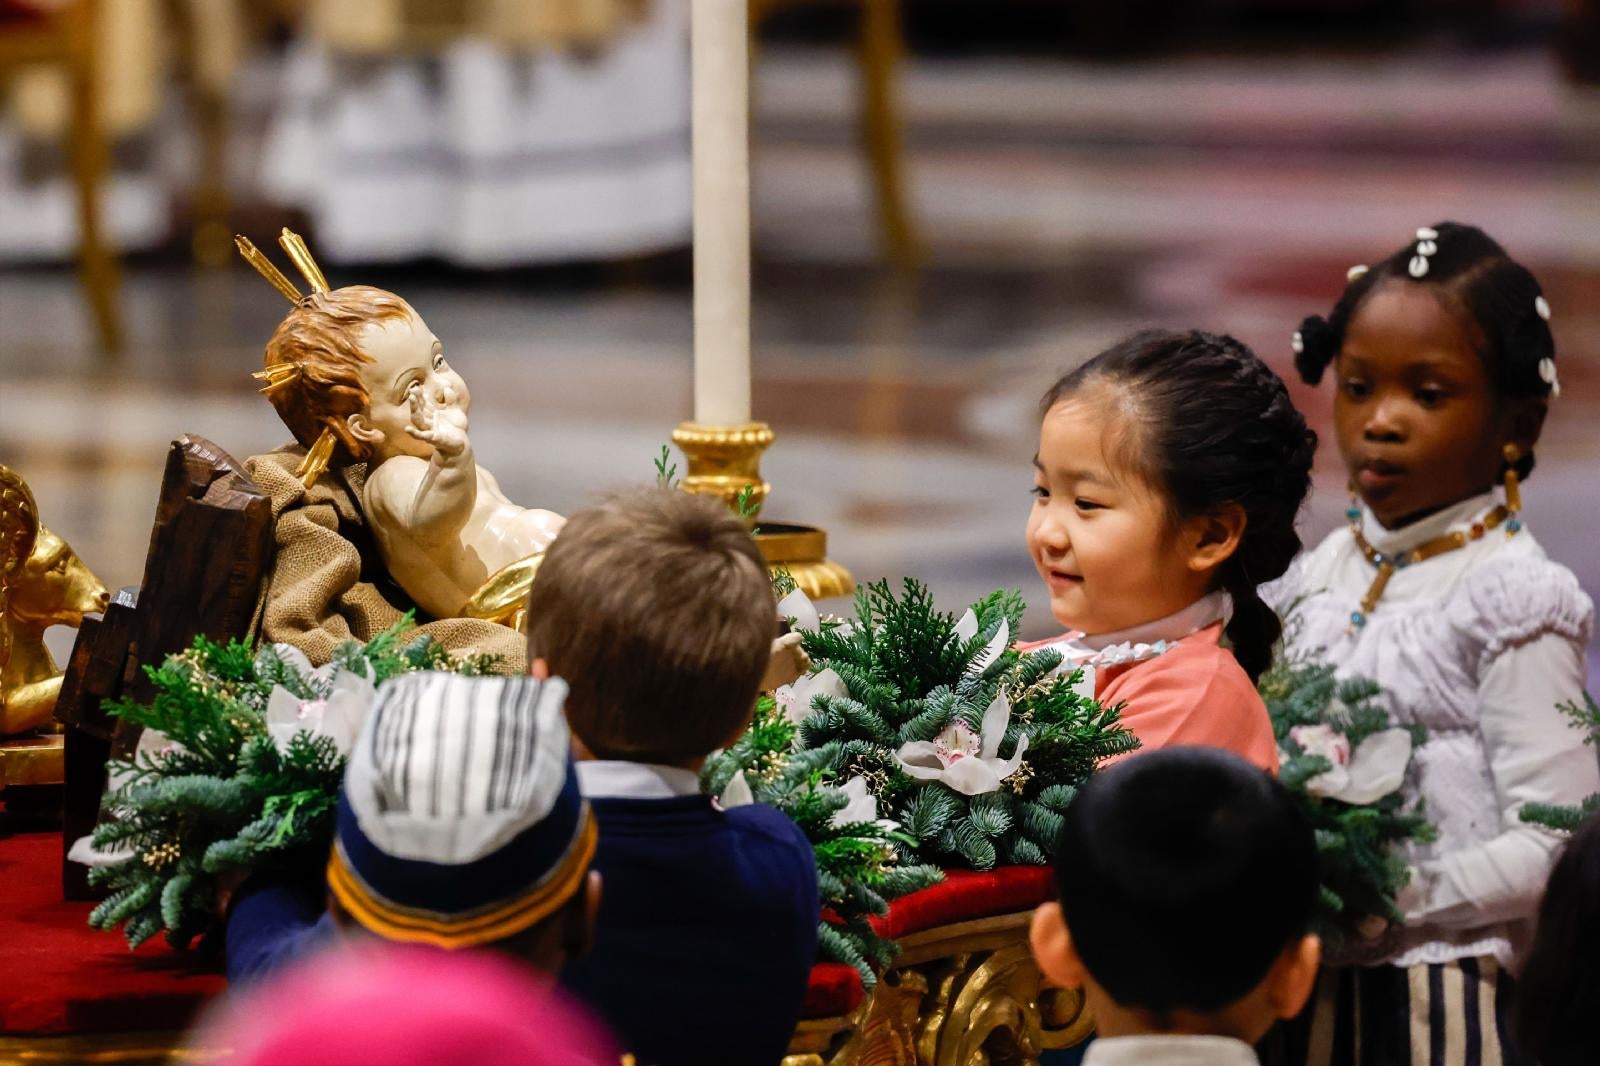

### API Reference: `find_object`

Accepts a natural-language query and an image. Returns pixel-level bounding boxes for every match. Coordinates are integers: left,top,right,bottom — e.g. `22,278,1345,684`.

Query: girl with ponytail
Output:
1021,328,1315,774
1266,223,1596,1066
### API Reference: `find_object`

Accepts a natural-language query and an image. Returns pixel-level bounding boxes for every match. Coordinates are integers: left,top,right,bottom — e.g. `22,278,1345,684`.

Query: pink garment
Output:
1019,623,1278,774
194,943,620,1066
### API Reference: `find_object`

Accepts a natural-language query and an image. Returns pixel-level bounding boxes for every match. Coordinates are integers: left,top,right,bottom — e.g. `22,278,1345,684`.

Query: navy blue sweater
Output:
560,795,819,1066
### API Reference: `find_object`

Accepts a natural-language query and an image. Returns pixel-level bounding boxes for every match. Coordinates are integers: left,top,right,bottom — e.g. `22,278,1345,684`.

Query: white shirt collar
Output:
1363,490,1498,557
1077,591,1233,652
575,760,702,800
1083,1035,1260,1066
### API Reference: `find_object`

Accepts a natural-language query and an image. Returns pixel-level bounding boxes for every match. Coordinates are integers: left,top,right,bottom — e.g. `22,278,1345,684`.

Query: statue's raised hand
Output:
406,384,470,460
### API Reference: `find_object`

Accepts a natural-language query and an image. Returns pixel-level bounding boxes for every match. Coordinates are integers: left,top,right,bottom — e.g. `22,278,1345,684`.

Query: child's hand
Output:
407,385,470,459
760,631,810,692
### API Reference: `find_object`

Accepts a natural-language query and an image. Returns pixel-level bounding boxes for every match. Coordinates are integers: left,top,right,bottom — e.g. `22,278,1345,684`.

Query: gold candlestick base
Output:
671,421,775,515
672,421,854,600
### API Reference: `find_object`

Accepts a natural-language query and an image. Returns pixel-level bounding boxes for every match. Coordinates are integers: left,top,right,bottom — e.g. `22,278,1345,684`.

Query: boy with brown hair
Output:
531,488,820,1066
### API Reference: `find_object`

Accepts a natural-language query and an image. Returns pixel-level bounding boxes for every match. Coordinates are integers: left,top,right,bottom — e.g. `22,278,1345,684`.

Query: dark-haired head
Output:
1030,329,1315,682
1030,748,1321,1040
1294,222,1553,529
1514,810,1600,1066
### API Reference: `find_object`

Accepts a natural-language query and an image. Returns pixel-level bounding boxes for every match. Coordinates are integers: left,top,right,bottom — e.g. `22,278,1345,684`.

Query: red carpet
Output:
0,830,225,1037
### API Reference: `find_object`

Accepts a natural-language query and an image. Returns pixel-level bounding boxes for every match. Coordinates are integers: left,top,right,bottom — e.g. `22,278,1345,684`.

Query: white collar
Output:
575,760,702,800
1083,1035,1259,1066
1045,592,1231,670
1077,590,1232,651
1363,490,1498,557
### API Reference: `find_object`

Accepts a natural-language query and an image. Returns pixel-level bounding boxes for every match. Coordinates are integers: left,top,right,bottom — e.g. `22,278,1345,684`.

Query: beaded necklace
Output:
1345,457,1523,631
1346,503,1515,630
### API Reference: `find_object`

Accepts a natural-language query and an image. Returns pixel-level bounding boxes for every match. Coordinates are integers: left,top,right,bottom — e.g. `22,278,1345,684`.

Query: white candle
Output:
691,0,752,426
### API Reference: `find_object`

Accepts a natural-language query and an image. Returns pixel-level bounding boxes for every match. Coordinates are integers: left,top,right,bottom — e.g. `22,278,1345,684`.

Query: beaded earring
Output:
1502,442,1523,537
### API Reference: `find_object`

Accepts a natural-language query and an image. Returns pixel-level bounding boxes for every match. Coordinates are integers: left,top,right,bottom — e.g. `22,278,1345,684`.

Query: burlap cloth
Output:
245,445,525,674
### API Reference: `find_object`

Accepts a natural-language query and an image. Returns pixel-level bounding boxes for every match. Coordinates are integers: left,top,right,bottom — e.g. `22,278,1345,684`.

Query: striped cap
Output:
327,672,597,949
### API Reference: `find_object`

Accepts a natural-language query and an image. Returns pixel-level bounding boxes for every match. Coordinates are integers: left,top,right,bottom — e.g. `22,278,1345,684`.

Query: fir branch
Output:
771,566,797,599
86,621,488,950
653,445,679,490
1258,651,1438,949
734,484,760,520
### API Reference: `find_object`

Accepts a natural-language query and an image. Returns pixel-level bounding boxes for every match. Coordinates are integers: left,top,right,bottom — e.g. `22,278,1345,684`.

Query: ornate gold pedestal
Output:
784,911,1094,1066
0,732,65,790
672,421,854,601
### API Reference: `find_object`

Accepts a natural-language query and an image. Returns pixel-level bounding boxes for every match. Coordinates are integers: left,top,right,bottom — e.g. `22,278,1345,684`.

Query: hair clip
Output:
1539,357,1561,398
1346,264,1369,282
1290,331,1305,355
1535,295,1551,321
1408,226,1439,278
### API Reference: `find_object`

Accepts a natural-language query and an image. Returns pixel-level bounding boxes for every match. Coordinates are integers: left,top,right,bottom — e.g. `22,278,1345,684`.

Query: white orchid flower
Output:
777,588,821,633
1289,723,1349,770
896,692,1029,797
829,775,900,832
265,668,375,758
105,725,186,794
776,667,848,725
263,642,376,691
67,834,134,869
952,609,1009,676
719,769,755,810
1295,725,1412,806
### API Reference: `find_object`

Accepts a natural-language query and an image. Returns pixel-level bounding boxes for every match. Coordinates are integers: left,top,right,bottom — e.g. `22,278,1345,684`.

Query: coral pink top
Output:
1018,623,1278,774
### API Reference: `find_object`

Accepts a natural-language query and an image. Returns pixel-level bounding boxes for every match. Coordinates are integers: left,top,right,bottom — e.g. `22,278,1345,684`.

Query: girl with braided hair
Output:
1021,329,1316,774
1266,223,1597,1064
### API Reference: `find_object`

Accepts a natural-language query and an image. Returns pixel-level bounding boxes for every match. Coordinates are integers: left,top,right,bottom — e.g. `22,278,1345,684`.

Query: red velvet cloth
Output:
2,825,1053,1033
800,962,864,1018
869,865,1054,940
800,866,1055,1019
0,829,226,1037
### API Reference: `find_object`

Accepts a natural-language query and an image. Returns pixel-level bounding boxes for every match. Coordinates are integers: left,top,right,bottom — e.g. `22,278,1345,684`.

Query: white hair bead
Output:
1416,226,1439,241
1408,255,1430,279
1539,357,1562,398
1416,239,1437,257
1347,264,1369,282
1535,295,1551,321
1291,331,1305,355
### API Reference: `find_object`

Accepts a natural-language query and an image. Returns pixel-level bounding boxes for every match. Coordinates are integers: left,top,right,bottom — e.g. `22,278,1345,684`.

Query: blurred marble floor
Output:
3,43,1599,676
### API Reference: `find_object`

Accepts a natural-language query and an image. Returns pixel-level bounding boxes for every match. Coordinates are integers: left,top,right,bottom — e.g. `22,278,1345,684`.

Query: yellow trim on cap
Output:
327,813,597,949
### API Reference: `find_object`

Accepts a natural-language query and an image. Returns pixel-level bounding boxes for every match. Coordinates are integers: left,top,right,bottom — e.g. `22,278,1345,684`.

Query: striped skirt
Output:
1263,956,1533,1066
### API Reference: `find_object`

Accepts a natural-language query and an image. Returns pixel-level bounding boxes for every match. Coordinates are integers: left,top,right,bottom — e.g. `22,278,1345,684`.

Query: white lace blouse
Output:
1266,491,1598,970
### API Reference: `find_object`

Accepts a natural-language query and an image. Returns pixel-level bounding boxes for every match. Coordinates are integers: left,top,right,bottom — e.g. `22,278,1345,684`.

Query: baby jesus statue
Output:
241,232,562,624
238,231,808,690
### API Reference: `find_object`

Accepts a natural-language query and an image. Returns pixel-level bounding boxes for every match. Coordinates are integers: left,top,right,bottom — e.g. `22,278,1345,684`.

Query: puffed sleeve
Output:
1413,556,1598,928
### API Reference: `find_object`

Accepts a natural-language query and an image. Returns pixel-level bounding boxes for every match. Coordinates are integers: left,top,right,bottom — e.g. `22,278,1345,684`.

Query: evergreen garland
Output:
702,695,943,989
86,620,496,949
705,578,1139,983
1258,657,1436,948
1520,692,1600,833
791,579,1137,870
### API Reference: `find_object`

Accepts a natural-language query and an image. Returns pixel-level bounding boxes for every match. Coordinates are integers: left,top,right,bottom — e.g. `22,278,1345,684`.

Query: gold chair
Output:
751,0,921,271
0,0,122,352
